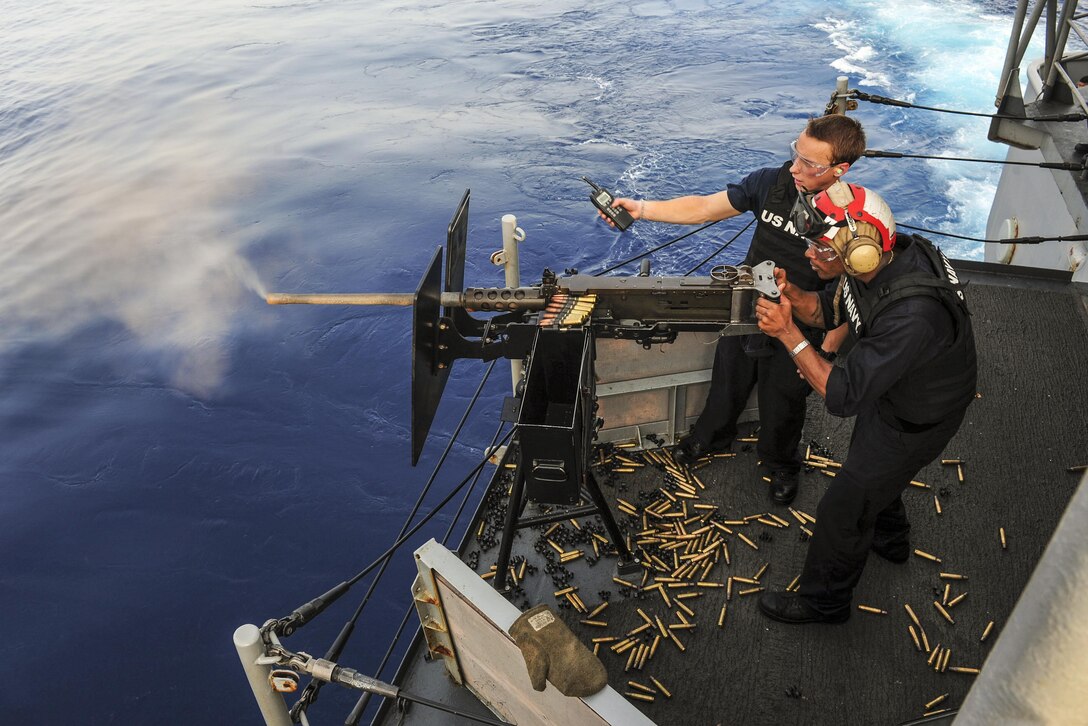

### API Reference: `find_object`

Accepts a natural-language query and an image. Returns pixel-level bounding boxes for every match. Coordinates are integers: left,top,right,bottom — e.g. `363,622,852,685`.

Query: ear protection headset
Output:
809,182,896,275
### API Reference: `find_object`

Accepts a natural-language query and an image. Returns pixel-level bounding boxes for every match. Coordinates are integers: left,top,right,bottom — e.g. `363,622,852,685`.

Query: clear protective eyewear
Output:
790,139,833,176
805,238,839,262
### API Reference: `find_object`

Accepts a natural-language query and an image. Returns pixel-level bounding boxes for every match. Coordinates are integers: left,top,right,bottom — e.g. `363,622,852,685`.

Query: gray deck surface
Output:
376,272,1088,726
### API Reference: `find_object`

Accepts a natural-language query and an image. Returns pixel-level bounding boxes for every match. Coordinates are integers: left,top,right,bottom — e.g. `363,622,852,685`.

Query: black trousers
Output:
691,334,812,474
798,404,968,614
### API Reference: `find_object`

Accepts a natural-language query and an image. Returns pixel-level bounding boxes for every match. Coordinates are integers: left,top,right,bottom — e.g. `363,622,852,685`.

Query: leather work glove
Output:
508,604,608,697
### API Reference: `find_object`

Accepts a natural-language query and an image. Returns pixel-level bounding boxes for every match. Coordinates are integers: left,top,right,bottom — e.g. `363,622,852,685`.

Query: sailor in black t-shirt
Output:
604,115,867,506
752,182,977,624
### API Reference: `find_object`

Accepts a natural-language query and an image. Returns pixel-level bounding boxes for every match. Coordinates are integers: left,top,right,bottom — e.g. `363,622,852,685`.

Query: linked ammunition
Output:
933,601,955,624
857,605,887,615
980,620,995,642
925,693,948,710
914,549,942,563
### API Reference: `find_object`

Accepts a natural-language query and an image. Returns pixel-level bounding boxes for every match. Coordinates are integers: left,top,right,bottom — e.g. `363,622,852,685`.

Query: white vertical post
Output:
835,76,849,114
234,624,293,726
500,214,525,393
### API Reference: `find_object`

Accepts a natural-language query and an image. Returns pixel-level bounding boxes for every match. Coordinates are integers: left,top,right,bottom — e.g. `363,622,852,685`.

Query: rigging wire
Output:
849,89,1088,123
864,148,1084,171
345,416,511,725
270,424,515,638
683,218,755,275
898,221,1088,245
288,361,500,720
589,220,721,276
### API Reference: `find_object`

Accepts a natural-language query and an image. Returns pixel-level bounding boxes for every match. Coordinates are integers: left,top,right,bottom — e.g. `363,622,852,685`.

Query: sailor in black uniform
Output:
605,114,867,505
752,182,977,624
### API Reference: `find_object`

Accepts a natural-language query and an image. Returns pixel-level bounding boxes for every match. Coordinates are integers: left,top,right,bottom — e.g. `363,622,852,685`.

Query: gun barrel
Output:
266,293,417,306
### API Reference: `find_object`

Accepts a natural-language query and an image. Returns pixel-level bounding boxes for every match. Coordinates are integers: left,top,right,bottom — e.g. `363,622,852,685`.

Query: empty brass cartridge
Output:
738,586,765,596
927,644,942,667
650,677,672,698
628,680,656,695
733,576,760,585
914,549,942,563
941,459,962,465
909,480,929,489
754,562,770,580
980,620,994,642
554,586,575,597
718,603,727,628
588,602,608,619
933,600,955,624
580,620,608,627
925,693,948,710
1000,527,1007,549
624,647,638,672
591,636,618,643
909,625,922,651
650,634,661,658
737,532,759,550
613,467,635,473
904,604,922,629
628,623,652,636
934,496,942,516
941,648,951,672
949,667,980,674
625,692,654,703
613,577,636,588
786,574,800,592
942,584,950,605
920,627,931,653
939,572,967,580
675,600,695,617
947,592,967,608
668,629,685,652
957,464,964,482
857,605,887,615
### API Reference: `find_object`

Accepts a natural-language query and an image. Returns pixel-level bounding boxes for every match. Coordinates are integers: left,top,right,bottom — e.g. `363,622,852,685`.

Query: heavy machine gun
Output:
267,191,779,588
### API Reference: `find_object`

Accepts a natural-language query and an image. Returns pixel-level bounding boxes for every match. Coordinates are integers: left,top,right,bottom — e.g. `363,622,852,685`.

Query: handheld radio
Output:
582,176,634,231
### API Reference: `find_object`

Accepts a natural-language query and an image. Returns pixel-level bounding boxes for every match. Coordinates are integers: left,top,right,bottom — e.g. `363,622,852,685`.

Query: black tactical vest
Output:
840,235,977,425
744,162,821,292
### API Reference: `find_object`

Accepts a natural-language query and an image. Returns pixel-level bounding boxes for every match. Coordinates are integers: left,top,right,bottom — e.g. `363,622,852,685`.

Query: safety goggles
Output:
790,191,836,240
805,238,839,262
790,140,833,176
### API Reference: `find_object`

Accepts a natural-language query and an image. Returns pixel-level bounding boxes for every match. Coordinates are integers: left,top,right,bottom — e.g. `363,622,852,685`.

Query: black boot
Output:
758,591,850,624
769,469,798,505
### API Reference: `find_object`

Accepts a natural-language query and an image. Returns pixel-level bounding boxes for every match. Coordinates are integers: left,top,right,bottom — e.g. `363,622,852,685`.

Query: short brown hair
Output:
805,115,866,165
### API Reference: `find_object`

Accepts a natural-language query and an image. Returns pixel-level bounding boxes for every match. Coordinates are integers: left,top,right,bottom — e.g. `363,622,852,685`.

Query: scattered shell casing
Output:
904,604,922,629
942,584,950,605
927,644,942,667
939,572,967,580
980,620,995,642
628,680,656,694
580,620,608,627
925,693,948,710
857,605,887,615
908,625,922,651
718,603,727,628
737,532,759,550
914,549,942,563
947,592,967,608
754,562,769,580
786,574,801,592
738,586,764,596
940,648,951,672
1000,527,1007,549
957,463,964,482
933,600,955,624
625,691,654,703
650,676,672,698
909,480,929,489
934,496,942,515
949,666,980,674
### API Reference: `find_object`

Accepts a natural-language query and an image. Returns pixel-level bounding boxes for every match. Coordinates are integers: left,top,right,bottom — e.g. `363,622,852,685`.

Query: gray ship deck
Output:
376,264,1088,726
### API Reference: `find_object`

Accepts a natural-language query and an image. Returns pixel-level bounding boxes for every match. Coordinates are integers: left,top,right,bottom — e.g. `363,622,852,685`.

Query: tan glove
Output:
508,604,608,697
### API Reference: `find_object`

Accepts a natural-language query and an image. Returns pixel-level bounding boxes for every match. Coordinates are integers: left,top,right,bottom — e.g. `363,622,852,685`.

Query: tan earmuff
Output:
830,221,884,274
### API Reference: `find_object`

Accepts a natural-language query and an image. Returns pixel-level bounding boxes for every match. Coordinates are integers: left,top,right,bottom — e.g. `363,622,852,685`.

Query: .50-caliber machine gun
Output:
267,191,779,588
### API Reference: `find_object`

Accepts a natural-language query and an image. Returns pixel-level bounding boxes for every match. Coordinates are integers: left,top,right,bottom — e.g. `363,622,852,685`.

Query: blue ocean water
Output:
0,0,1028,722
